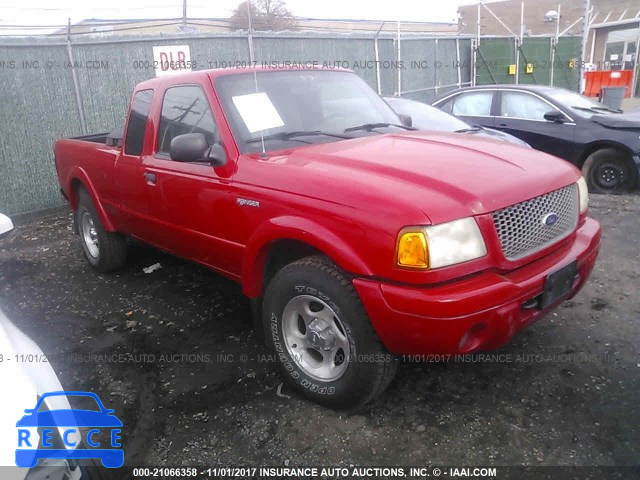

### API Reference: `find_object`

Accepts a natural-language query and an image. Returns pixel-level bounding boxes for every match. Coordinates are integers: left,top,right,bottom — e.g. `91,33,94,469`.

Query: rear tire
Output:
263,255,398,409
582,148,636,193
76,188,127,272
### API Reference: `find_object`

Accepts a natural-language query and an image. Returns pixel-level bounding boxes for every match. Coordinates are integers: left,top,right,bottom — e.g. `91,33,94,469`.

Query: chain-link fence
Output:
475,36,581,89
0,32,580,215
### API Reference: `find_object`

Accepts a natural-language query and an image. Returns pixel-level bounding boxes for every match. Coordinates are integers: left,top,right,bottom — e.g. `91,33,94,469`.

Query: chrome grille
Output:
492,184,579,261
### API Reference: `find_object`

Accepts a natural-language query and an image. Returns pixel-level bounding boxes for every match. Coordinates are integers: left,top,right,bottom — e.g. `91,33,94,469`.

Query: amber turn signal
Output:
396,230,429,269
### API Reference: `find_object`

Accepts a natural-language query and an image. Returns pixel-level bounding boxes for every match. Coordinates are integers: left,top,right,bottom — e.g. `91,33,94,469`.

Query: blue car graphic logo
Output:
16,391,124,468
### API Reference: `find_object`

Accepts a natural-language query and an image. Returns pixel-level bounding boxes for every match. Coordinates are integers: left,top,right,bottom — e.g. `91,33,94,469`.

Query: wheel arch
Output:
241,216,373,299
67,167,116,232
577,141,634,169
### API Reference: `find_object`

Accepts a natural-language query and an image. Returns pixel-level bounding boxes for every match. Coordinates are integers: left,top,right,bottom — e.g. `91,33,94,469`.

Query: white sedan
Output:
0,215,105,479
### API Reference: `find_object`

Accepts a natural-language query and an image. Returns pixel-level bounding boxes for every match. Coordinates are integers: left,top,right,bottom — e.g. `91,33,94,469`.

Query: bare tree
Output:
229,0,297,31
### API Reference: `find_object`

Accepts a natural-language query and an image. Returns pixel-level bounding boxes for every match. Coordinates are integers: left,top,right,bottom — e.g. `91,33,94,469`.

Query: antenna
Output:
247,1,267,158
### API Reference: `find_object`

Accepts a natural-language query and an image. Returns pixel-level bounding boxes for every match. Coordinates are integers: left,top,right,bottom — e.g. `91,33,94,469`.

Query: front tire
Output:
582,148,636,193
263,255,398,409
76,188,127,272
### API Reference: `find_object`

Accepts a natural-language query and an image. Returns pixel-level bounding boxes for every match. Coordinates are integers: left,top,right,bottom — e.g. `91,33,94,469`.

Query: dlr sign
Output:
152,45,192,77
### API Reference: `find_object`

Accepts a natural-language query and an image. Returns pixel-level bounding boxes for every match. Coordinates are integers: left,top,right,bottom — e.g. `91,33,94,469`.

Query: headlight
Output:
396,217,487,270
577,177,589,213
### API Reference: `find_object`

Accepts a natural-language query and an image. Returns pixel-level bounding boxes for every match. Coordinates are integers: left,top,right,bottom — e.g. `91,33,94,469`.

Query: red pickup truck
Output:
54,67,601,408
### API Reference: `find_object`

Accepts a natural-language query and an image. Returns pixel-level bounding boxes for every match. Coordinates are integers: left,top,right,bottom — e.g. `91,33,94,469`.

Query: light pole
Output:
579,0,591,93
549,5,561,86
182,0,187,26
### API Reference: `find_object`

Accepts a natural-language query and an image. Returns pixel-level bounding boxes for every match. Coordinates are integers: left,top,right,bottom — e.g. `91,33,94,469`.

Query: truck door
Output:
114,89,156,239
141,84,241,277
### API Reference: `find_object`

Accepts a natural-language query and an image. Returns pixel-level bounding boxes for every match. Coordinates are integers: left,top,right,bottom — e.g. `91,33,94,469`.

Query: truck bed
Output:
54,132,123,211
68,128,124,147
71,132,110,144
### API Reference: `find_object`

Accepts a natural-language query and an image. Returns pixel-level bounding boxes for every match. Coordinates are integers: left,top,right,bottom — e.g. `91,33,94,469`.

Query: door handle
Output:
144,172,157,185
498,123,507,127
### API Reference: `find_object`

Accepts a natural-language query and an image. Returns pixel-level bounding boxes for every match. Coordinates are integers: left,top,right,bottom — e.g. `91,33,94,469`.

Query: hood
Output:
476,127,531,147
252,131,579,224
591,112,640,129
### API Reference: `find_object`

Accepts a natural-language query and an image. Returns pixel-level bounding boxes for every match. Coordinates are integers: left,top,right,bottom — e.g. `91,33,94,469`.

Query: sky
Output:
0,0,481,34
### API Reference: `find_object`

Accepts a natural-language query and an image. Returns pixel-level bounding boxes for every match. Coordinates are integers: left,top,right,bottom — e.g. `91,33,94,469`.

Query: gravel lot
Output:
0,194,638,473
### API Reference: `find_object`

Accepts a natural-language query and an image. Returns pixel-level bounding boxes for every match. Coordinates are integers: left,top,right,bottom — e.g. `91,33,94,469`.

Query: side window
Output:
500,91,553,120
451,91,493,116
124,89,153,156
157,85,217,155
438,98,454,114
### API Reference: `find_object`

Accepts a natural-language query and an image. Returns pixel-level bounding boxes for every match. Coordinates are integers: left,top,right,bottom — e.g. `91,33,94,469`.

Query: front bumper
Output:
354,218,601,355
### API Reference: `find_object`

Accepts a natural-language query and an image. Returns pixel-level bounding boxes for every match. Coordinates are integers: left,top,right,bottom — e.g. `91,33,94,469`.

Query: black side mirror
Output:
169,133,227,167
170,133,209,162
544,110,566,123
207,143,227,167
398,113,413,128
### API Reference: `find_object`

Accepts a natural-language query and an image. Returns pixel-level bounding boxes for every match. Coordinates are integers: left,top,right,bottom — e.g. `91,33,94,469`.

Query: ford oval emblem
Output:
542,213,558,227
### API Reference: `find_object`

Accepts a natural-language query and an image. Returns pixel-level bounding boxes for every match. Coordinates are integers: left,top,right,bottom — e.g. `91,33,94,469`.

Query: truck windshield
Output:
215,70,402,153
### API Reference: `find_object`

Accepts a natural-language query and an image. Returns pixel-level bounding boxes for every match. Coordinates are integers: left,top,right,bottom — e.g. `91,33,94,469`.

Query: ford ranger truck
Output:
54,67,601,409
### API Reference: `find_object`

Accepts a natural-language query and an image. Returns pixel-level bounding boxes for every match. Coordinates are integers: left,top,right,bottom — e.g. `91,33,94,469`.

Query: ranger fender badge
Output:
237,198,260,208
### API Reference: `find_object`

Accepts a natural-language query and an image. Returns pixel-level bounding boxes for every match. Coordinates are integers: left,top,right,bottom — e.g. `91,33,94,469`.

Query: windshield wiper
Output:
246,130,352,144
454,125,484,133
344,122,416,133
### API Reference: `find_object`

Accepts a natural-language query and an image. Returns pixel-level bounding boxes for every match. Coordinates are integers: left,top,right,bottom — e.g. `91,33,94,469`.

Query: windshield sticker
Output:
232,92,285,133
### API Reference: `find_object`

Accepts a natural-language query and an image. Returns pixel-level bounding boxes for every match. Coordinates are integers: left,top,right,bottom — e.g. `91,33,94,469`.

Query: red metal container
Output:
583,69,633,97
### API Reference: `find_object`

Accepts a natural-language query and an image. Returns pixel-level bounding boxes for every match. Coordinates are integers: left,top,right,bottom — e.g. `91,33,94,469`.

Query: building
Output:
52,17,458,38
459,0,586,36
458,0,640,95
587,4,639,70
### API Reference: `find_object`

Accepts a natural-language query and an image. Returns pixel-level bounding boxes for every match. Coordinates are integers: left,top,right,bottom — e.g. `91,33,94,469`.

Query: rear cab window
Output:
124,89,153,156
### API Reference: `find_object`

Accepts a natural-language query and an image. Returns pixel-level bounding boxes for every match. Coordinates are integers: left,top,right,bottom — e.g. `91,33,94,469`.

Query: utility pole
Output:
182,0,187,25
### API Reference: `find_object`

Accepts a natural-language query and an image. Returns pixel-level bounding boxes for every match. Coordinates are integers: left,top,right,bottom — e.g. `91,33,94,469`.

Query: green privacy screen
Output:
475,36,581,89
0,43,82,215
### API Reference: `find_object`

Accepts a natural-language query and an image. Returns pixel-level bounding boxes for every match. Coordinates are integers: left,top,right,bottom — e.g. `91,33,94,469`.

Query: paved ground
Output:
622,97,640,111
0,194,638,473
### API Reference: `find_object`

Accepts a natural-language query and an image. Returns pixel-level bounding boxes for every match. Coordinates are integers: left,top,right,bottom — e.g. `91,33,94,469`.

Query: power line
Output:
0,3,182,9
